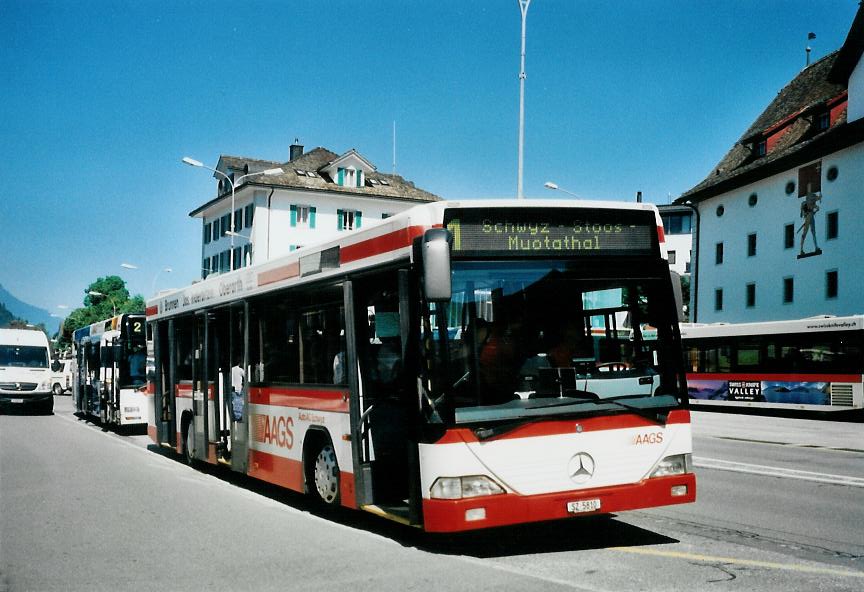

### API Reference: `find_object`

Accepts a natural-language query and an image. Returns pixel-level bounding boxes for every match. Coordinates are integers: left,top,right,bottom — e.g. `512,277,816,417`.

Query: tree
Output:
57,276,144,348
680,275,692,322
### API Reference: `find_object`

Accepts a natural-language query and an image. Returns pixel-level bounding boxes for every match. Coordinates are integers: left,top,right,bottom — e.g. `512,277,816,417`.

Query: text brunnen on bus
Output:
146,201,696,532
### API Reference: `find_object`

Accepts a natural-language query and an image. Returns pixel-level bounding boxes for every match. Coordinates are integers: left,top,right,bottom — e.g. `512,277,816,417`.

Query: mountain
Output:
0,284,60,334
0,301,18,327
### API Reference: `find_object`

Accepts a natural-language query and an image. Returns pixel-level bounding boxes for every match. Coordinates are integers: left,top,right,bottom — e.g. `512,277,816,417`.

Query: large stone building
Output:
190,141,439,278
677,7,864,323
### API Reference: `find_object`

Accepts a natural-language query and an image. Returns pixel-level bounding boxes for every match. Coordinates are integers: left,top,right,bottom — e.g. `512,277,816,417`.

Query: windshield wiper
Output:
607,394,679,424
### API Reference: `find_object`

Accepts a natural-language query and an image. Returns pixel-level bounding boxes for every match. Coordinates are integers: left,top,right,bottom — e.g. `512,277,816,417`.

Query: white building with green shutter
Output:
190,141,439,277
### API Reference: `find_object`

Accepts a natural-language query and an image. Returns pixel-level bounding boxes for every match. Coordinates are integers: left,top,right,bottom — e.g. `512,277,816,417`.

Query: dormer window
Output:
757,140,767,156
817,112,830,130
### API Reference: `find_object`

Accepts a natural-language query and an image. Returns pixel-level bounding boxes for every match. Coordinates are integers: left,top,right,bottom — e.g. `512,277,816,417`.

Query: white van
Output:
50,358,74,395
0,328,54,414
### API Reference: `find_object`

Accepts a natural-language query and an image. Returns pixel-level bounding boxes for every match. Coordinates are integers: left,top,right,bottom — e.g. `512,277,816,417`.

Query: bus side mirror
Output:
422,228,452,302
669,270,684,323
51,360,61,373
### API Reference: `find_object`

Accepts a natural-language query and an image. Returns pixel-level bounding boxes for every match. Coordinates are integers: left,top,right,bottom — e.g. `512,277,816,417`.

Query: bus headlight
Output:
649,454,692,478
39,379,51,391
430,476,505,499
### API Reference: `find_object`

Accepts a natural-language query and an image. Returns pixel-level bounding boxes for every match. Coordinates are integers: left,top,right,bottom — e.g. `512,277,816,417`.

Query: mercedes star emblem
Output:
568,452,596,484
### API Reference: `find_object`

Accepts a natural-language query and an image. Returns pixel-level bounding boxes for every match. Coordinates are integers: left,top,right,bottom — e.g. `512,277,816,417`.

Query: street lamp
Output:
151,267,173,294
543,181,581,199
182,157,283,271
516,0,532,200
87,290,117,316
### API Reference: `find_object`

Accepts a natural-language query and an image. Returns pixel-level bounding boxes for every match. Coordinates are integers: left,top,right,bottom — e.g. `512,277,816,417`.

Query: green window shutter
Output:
337,168,344,186
309,206,316,229
357,170,362,187
290,204,297,227
337,209,343,230
355,210,362,229
289,245,296,252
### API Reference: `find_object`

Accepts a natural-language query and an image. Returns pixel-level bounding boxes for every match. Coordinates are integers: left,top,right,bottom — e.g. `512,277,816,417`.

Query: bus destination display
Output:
444,208,657,257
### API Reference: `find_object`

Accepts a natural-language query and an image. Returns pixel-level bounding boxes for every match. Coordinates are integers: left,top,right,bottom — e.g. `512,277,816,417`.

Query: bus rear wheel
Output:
183,420,195,465
312,443,340,506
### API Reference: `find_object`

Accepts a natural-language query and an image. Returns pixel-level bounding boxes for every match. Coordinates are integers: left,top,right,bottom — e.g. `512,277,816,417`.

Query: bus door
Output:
230,303,248,473
191,311,209,462
154,320,175,446
349,270,419,521
204,304,245,467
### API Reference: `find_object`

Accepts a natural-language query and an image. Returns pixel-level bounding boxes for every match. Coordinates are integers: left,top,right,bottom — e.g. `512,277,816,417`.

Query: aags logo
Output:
634,432,664,445
253,414,295,448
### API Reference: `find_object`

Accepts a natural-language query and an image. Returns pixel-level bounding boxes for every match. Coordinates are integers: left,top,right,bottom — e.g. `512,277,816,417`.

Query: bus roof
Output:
147,199,667,322
680,315,864,339
72,313,144,345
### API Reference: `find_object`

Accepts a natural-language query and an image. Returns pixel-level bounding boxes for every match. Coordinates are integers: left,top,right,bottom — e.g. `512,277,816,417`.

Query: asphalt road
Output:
1,397,862,592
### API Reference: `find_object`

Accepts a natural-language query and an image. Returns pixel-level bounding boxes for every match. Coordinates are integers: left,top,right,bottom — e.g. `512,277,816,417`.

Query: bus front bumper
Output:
422,473,696,533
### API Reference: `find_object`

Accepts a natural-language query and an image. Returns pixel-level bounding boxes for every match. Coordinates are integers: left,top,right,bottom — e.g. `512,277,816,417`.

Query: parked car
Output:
51,358,74,395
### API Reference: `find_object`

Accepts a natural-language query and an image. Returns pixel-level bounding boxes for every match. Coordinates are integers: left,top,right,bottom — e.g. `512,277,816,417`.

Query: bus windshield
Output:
0,345,49,368
421,260,683,425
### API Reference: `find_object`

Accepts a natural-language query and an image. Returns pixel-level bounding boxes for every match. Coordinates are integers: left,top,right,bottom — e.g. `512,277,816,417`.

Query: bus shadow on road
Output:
399,518,679,558
145,443,677,557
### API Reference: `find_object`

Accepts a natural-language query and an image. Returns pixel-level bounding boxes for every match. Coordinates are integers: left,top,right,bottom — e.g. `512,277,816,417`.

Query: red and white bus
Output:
681,315,864,413
146,200,695,532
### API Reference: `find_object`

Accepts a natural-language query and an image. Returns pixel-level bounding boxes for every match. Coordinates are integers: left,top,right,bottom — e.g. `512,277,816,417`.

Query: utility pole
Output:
517,0,531,199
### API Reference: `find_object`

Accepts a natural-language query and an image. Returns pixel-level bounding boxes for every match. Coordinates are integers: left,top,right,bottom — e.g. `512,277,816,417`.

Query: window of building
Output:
220,250,230,273
211,255,219,275
220,214,230,237
204,222,211,245
826,270,838,299
212,218,220,240
818,112,830,130
202,258,210,279
715,242,724,265
784,223,795,249
337,209,362,231
234,209,242,232
798,161,821,196
662,213,692,235
826,211,838,240
244,203,255,228
714,289,723,312
757,140,767,156
338,167,360,187
243,244,252,266
747,233,757,257
668,250,677,265
783,277,794,304
746,283,756,308
290,204,316,228
233,247,242,270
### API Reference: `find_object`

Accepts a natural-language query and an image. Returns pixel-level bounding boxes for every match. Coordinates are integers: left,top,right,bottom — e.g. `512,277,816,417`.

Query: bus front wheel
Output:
312,443,340,506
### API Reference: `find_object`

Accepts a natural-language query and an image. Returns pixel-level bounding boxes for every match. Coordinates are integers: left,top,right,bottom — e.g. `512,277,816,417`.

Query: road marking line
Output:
611,547,864,578
694,457,864,487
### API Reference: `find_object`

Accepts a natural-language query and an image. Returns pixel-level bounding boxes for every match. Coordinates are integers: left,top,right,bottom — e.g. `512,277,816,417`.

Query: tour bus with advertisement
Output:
681,315,863,414
145,199,695,532
72,313,150,427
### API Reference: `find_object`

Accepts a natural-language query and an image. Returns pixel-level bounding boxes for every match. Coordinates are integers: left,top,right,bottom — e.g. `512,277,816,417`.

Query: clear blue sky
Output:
1,0,859,319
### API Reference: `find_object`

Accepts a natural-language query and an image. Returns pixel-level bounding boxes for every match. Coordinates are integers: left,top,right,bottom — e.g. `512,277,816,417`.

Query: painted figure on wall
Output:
798,184,822,257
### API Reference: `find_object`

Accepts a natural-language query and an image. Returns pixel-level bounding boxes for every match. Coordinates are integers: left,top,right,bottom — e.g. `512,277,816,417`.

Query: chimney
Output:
636,191,643,203
290,138,304,161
